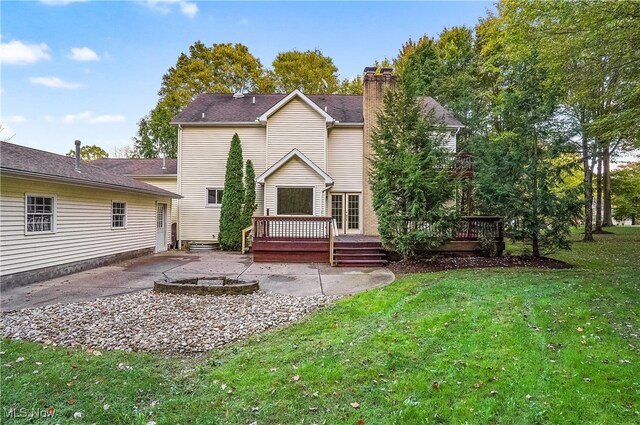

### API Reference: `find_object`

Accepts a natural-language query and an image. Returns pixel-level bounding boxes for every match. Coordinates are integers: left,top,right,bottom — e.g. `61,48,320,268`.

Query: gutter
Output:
1,168,182,199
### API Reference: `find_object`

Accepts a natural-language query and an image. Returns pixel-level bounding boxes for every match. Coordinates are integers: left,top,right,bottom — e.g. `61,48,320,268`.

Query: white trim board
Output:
256,149,334,186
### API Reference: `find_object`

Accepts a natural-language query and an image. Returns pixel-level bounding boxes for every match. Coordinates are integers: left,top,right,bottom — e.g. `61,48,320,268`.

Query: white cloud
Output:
3,115,27,123
30,76,85,89
179,1,198,18
63,112,125,124
68,47,100,61
39,0,88,5
0,39,51,65
144,0,198,18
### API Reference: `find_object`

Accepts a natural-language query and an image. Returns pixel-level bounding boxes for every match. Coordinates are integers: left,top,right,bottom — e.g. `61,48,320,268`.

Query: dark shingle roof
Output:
171,92,463,127
172,93,364,124
419,97,464,127
0,142,180,198
90,158,177,176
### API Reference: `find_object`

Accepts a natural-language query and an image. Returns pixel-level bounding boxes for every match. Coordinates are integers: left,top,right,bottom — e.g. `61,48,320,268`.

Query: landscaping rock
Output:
0,290,336,354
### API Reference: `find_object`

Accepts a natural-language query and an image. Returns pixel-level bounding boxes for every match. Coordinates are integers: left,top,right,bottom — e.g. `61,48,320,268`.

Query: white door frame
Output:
330,192,361,234
156,203,167,252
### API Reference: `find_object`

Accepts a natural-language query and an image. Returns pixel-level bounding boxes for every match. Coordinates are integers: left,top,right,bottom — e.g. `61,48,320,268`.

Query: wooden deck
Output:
249,216,504,265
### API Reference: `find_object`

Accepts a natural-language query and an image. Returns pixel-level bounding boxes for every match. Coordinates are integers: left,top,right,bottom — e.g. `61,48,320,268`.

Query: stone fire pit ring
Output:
154,276,259,296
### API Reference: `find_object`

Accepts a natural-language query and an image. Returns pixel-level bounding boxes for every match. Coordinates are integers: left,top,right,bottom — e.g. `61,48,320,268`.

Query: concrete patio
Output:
0,250,395,313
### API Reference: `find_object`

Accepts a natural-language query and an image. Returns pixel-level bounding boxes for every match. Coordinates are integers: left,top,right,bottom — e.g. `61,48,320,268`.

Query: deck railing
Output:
253,216,333,241
390,216,503,241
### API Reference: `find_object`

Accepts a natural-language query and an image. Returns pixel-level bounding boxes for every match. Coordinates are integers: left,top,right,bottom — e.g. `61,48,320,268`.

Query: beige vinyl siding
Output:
179,126,266,241
267,98,327,170
0,176,169,276
444,131,457,152
264,157,326,217
137,176,178,226
328,127,363,192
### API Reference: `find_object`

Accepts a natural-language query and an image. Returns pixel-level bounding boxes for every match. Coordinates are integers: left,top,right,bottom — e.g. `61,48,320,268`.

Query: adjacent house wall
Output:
0,176,170,287
179,126,266,242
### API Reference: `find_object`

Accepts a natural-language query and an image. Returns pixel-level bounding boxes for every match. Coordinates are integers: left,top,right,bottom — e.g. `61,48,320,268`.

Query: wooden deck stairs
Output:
333,236,387,267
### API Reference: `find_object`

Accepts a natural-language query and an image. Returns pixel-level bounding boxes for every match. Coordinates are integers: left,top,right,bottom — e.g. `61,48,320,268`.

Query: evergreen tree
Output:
473,52,581,257
218,134,245,250
242,159,257,229
370,80,460,259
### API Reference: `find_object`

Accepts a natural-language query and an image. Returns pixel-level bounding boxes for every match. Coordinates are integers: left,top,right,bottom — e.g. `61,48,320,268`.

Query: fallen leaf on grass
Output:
270,368,277,372
577,327,584,332
472,380,483,389
357,420,365,425
67,399,76,405
489,390,498,396
15,357,25,363
350,402,360,409
432,381,440,389
292,375,300,382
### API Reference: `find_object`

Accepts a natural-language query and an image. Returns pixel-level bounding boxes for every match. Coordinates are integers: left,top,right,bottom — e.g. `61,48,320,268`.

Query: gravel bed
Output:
0,290,336,354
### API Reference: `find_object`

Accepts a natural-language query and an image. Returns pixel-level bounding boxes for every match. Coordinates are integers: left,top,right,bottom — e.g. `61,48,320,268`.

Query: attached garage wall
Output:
179,126,266,241
0,176,169,284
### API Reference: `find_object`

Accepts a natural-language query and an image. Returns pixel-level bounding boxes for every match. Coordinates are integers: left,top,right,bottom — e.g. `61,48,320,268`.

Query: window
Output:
277,187,314,215
112,202,127,228
26,195,54,233
207,188,224,206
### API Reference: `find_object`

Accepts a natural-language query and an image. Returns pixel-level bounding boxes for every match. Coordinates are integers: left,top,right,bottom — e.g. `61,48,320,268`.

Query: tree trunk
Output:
602,142,613,226
595,149,602,232
582,133,595,242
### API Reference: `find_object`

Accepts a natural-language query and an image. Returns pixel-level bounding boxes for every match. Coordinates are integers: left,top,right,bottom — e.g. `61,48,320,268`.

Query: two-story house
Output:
171,68,463,254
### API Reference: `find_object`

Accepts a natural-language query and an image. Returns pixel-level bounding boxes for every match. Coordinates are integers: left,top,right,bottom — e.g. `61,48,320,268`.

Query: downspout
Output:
177,124,182,249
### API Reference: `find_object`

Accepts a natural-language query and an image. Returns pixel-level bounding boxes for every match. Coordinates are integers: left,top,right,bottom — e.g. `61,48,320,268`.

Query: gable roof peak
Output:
257,89,336,124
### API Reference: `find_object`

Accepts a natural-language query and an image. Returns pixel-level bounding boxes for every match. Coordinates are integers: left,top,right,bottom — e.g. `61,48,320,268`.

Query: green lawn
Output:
2,227,639,424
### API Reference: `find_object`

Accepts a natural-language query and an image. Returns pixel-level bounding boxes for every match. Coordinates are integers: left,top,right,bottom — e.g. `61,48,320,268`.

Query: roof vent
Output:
233,92,245,99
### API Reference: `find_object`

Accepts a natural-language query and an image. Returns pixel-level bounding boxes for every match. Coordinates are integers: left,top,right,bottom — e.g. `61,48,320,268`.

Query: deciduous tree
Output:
134,42,272,158
271,49,339,93
66,144,109,160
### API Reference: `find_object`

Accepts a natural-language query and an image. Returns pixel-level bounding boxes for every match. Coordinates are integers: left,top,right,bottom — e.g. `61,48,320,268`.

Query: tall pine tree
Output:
218,134,245,250
370,80,460,259
242,159,257,229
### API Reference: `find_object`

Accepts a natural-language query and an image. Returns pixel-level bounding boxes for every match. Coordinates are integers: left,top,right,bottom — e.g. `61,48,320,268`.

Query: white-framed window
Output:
112,201,127,228
206,188,224,206
25,194,55,234
276,187,314,215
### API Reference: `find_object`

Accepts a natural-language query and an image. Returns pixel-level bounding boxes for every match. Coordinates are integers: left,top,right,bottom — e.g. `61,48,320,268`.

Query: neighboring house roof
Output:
256,149,334,186
171,92,463,128
90,158,177,176
0,141,181,198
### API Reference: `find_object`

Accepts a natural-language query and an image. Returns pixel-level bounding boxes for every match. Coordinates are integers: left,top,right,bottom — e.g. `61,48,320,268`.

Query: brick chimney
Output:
362,66,397,236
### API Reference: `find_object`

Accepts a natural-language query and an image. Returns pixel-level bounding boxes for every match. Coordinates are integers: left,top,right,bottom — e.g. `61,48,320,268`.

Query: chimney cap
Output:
75,140,81,146
363,66,377,74
381,67,393,75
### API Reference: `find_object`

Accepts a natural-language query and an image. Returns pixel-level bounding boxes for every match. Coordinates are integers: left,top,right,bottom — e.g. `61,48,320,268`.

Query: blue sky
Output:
1,1,494,156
